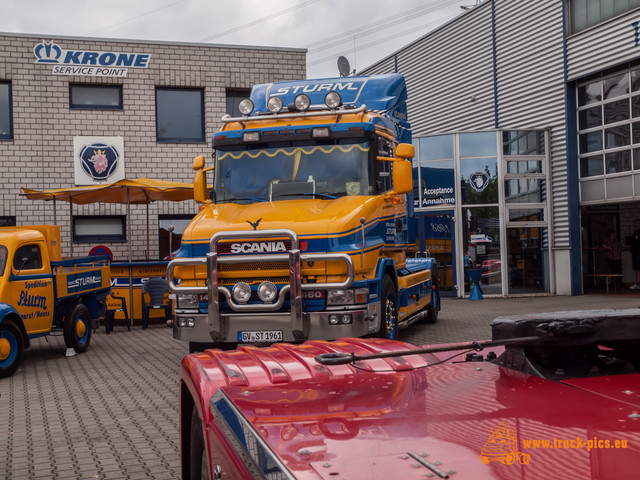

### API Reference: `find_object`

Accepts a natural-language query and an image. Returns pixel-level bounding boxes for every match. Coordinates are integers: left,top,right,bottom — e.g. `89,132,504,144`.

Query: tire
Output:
188,342,237,354
189,407,210,480
377,276,398,340
64,303,92,353
0,321,24,378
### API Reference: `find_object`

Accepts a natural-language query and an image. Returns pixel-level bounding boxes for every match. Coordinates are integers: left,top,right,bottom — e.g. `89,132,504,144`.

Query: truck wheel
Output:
424,288,440,324
190,407,210,480
189,342,237,354
378,276,398,340
64,303,92,353
0,322,24,378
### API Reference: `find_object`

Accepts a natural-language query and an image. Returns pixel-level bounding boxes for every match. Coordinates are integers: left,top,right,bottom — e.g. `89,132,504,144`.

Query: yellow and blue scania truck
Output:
167,74,440,353
0,225,110,377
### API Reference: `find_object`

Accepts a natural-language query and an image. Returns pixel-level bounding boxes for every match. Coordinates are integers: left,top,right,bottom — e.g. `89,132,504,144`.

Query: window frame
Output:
72,215,127,243
226,88,252,117
568,0,640,35
69,84,123,110
155,87,206,143
0,81,13,140
13,244,43,271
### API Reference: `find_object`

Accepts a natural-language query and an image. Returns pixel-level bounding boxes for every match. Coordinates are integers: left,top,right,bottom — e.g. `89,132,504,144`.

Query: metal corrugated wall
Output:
362,0,569,249
386,4,496,136
493,1,568,247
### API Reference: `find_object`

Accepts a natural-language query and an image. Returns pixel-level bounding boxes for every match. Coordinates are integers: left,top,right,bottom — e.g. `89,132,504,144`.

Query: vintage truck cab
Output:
0,225,110,377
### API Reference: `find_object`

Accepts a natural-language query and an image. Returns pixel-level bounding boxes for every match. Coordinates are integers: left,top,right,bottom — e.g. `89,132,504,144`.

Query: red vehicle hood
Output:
217,361,640,479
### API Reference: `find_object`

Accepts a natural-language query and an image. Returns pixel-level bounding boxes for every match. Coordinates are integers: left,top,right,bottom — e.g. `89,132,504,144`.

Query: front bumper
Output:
173,309,369,343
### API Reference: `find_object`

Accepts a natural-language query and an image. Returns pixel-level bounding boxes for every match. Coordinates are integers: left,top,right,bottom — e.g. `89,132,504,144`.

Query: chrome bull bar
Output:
166,229,355,341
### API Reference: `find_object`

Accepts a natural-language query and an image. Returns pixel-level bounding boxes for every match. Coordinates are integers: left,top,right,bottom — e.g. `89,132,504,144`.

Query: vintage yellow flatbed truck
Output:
0,225,110,377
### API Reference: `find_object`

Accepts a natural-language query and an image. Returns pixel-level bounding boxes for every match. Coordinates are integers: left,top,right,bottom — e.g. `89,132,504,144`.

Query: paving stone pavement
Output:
2,294,640,479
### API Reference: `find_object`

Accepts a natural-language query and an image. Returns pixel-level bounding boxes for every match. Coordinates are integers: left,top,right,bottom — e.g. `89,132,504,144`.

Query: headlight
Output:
327,288,369,306
232,282,252,304
257,281,277,302
327,289,354,305
324,92,342,109
294,94,311,112
177,294,199,309
238,98,254,115
267,96,284,113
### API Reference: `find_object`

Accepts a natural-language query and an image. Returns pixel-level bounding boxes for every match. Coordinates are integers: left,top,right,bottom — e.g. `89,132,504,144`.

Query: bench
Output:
583,273,623,295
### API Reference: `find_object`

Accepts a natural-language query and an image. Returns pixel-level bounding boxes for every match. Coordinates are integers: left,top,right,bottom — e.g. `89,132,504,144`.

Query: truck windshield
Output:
214,139,372,203
0,245,6,276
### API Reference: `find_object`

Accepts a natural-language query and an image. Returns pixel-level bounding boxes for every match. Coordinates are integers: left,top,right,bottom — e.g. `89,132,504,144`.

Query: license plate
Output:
238,330,283,343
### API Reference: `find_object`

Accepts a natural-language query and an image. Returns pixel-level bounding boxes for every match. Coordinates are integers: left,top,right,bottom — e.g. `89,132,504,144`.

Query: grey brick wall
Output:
0,33,306,260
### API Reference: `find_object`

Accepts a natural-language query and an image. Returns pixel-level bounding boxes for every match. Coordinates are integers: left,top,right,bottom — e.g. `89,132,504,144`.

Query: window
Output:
0,81,13,140
70,84,122,109
0,216,15,227
226,88,251,117
13,245,43,271
158,215,193,260
0,246,7,276
570,0,640,34
577,66,640,195
156,87,205,143
73,216,126,243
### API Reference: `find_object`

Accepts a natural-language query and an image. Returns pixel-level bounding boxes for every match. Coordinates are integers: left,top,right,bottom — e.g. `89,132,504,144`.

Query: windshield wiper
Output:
278,192,337,200
225,197,267,203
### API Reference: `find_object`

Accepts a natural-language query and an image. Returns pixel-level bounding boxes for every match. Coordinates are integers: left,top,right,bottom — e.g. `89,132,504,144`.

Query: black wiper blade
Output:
314,336,541,365
278,192,337,199
226,197,266,203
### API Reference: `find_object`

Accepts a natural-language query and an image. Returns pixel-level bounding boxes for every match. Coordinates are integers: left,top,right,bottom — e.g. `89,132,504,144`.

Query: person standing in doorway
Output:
630,219,640,289
601,229,622,278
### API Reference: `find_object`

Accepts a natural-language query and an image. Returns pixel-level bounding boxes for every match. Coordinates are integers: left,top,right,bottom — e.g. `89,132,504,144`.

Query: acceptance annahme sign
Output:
33,40,151,78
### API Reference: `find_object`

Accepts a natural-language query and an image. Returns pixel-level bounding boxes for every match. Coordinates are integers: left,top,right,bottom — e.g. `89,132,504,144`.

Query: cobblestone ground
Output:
1,294,639,479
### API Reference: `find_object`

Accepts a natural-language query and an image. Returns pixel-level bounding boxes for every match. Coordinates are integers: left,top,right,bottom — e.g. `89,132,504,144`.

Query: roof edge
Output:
0,30,307,53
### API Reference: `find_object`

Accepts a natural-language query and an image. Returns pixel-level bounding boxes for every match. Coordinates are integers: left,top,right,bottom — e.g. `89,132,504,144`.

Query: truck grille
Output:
219,276,290,286
218,262,289,271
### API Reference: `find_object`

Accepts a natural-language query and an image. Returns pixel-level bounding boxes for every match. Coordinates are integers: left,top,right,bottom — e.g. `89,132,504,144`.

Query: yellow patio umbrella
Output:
22,177,197,261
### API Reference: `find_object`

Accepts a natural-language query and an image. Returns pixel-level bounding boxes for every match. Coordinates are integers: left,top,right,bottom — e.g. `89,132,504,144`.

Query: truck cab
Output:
168,75,440,352
0,225,110,377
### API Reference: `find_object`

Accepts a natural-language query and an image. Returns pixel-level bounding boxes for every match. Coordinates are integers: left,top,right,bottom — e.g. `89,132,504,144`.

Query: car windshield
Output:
0,245,7,276
214,139,372,204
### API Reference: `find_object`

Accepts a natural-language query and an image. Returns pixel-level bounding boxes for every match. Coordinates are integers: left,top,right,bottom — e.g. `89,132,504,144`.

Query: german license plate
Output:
238,330,283,343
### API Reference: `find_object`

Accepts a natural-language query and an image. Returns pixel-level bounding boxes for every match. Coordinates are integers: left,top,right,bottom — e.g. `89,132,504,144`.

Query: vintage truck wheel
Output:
190,407,210,480
0,322,24,378
378,276,398,340
64,303,92,353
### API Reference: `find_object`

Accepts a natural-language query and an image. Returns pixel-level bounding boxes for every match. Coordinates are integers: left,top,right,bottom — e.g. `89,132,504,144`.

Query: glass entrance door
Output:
416,211,456,296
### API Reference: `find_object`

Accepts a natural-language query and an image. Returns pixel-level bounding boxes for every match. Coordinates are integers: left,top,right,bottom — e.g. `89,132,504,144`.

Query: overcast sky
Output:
1,0,469,78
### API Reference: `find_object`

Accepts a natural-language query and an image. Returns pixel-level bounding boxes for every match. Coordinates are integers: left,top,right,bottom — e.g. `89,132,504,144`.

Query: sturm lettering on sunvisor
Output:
272,82,359,96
